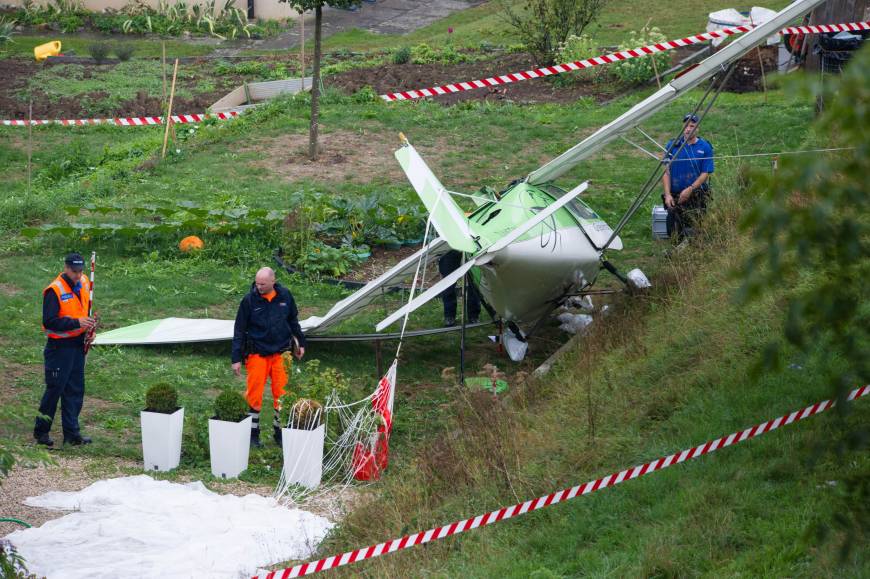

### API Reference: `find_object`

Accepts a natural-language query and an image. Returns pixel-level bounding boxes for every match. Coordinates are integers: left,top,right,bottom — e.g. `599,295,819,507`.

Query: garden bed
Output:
327,52,621,106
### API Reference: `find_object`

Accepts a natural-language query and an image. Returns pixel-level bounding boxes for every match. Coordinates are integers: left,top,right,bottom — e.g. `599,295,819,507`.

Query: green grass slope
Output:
323,204,869,576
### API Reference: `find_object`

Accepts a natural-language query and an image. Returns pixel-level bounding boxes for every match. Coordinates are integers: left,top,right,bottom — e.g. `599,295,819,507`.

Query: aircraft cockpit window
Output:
480,208,502,226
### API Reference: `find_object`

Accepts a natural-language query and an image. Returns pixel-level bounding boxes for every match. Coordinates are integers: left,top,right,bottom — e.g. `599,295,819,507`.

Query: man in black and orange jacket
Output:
231,267,306,448
35,253,95,447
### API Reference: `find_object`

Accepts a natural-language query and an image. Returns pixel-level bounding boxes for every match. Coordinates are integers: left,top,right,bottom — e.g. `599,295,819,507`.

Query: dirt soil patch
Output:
344,244,440,284
0,57,244,119
328,52,618,106
720,45,779,93
243,129,410,184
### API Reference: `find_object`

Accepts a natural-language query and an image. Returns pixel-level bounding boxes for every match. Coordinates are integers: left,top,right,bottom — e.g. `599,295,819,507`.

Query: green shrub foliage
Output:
214,389,248,422
392,46,411,65
611,27,670,85
114,44,135,61
88,42,111,64
500,0,606,65
145,382,178,414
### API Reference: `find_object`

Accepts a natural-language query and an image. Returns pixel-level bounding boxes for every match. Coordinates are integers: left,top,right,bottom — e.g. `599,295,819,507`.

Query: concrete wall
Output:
5,0,301,21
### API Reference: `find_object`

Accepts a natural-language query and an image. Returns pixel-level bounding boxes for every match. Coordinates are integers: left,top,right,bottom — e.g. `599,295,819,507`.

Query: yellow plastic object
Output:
34,41,62,62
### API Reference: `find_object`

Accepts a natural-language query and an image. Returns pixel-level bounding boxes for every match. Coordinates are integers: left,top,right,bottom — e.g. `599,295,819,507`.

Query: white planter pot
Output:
281,423,325,489
208,415,253,479
140,407,184,472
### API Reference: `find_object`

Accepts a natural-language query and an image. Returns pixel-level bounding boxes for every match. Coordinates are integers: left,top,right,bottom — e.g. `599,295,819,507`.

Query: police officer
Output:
34,253,95,447
662,113,715,239
231,267,306,448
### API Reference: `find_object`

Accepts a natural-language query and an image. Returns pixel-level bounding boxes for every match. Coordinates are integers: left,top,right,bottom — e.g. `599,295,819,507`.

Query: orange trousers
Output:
245,353,288,411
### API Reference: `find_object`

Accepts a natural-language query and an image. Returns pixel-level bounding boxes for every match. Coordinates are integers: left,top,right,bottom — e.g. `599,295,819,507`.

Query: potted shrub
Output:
208,389,252,479
280,398,325,489
140,383,184,472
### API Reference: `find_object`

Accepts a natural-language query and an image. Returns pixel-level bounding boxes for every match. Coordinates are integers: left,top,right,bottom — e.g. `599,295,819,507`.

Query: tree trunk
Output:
308,4,322,160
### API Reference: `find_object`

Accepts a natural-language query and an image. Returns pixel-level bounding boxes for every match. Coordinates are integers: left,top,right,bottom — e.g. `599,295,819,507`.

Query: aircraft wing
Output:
526,0,824,185
376,259,475,332
304,237,450,335
395,141,479,253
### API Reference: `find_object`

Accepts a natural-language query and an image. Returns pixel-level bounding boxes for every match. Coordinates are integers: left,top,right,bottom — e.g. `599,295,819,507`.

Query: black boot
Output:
34,432,54,447
34,416,53,446
250,428,263,448
64,434,92,446
273,425,283,447
248,407,262,448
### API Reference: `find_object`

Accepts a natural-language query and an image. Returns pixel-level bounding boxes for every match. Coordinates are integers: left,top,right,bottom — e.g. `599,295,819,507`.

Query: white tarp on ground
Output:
707,6,779,46
5,475,333,579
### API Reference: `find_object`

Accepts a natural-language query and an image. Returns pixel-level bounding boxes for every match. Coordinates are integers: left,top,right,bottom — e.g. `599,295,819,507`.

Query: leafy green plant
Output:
499,0,605,65
144,382,179,413
738,48,870,554
0,17,17,44
392,46,410,64
351,85,379,104
213,389,248,422
0,540,39,579
278,359,350,427
611,26,670,85
556,33,602,83
294,240,365,278
410,43,437,64
87,42,111,63
113,43,135,61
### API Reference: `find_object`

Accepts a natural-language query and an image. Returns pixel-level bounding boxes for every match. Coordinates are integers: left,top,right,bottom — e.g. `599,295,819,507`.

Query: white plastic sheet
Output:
6,476,333,579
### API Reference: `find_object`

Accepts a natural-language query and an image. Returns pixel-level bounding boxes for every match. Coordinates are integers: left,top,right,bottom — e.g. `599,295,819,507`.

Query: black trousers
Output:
35,344,86,438
665,188,709,239
438,250,481,320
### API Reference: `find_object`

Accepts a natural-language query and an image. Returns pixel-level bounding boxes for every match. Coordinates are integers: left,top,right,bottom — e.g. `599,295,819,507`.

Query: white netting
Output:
275,175,443,505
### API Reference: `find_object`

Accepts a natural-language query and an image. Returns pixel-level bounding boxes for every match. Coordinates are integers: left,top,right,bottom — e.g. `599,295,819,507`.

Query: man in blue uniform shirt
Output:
661,113,714,239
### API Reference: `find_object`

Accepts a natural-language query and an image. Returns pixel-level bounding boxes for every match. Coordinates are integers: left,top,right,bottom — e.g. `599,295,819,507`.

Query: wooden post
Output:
300,10,305,87
756,47,767,103
162,59,179,160
161,42,167,103
374,339,383,378
650,53,662,89
27,100,33,194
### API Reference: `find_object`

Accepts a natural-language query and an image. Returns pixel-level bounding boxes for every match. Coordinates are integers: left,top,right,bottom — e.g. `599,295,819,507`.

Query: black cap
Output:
64,252,85,272
683,113,700,124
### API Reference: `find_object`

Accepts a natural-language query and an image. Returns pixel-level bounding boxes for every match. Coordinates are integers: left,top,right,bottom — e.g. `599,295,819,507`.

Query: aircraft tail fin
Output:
395,138,479,254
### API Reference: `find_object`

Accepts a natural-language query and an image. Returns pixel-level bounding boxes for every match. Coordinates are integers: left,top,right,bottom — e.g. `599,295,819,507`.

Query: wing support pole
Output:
600,61,738,252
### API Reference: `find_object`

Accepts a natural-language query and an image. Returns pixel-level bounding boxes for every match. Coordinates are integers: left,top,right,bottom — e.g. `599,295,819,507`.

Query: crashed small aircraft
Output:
96,0,823,361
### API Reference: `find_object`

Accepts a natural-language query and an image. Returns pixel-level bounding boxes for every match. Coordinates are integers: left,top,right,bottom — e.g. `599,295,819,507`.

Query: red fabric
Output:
352,427,390,481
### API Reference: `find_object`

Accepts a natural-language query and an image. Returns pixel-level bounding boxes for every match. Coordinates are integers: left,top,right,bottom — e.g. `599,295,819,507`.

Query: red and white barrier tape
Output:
254,384,870,578
2,21,867,125
380,21,870,101
0,110,239,127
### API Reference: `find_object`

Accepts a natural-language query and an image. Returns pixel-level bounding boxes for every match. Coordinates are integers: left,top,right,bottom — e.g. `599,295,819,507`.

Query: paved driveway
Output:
255,0,486,50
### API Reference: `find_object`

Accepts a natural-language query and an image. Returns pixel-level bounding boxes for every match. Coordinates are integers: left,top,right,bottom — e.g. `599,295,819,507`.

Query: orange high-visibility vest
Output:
42,274,90,339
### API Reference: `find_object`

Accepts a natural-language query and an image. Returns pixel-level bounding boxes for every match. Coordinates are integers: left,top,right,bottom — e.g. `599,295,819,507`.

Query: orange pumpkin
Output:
179,235,204,252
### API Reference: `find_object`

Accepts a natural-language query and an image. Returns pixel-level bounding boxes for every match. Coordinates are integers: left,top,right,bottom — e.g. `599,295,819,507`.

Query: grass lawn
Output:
0,34,219,59
1,2,865,576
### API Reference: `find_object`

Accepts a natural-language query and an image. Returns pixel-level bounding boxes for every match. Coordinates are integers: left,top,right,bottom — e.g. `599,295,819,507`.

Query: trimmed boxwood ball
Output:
214,389,248,422
145,383,178,414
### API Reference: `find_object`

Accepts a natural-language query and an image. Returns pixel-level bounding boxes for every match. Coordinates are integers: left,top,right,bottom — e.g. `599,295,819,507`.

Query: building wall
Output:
5,0,301,21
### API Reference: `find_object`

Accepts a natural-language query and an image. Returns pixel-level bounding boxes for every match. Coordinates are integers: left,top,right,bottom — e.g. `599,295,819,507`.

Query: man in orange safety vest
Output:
34,253,95,447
